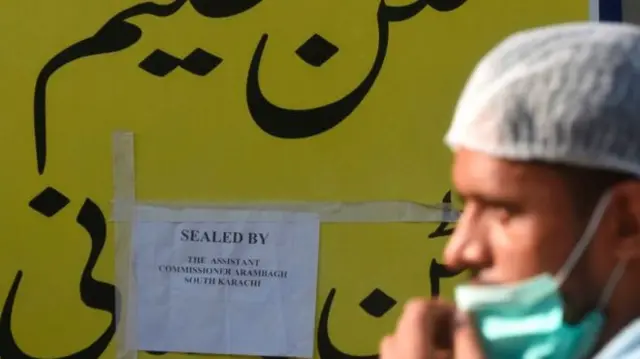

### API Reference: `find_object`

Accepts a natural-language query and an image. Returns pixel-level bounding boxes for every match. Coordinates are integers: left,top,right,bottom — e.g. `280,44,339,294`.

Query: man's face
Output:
444,149,606,317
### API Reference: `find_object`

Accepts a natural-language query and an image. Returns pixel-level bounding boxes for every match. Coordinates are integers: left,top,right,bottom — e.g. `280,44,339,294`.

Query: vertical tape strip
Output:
590,0,600,20
113,132,137,359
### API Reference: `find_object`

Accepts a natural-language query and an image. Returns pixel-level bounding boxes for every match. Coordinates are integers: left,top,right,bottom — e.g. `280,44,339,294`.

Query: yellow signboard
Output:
0,1,587,358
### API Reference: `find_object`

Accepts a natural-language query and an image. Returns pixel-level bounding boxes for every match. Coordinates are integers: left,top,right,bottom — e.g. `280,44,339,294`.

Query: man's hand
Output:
379,298,485,359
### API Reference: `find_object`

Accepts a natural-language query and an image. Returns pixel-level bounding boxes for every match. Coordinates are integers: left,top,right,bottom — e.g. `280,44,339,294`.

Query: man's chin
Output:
467,276,502,286
433,350,452,359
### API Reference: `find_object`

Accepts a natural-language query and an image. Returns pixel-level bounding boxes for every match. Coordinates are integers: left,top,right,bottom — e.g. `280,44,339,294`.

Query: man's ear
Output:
612,181,640,261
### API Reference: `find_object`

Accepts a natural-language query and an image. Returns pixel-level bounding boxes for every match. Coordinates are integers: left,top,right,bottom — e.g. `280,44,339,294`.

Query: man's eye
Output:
485,202,518,220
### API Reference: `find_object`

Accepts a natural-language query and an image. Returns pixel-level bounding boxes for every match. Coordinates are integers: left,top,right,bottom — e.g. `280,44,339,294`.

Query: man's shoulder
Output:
594,319,640,359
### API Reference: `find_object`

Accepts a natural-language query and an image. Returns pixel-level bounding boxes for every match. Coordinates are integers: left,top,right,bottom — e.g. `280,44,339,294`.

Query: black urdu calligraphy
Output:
429,259,464,298
245,0,468,139
382,0,467,21
189,0,262,18
428,191,455,239
32,0,190,175
316,288,397,359
427,190,465,297
244,2,389,139
14,1,263,358
12,2,190,358
32,0,264,175
0,198,116,359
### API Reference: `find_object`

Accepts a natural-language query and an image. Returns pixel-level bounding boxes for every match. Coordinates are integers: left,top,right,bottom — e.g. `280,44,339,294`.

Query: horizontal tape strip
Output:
111,200,459,223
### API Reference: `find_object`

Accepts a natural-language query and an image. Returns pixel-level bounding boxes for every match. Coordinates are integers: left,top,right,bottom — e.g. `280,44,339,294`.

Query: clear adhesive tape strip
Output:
113,131,137,359
112,201,459,223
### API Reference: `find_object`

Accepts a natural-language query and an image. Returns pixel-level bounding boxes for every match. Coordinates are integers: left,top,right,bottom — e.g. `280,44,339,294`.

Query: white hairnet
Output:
444,22,640,177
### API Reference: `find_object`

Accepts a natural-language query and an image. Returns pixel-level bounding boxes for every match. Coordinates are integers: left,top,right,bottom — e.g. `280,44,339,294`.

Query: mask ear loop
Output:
555,191,614,286
597,260,627,309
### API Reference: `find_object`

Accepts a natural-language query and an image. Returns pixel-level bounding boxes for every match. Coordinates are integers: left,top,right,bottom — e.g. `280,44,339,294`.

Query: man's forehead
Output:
451,149,568,200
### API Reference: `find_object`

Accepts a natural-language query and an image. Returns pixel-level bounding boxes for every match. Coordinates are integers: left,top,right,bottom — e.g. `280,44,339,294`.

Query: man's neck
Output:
595,297,640,353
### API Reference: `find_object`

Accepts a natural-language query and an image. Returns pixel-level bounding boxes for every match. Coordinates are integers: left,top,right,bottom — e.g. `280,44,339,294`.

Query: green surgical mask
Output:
454,192,627,359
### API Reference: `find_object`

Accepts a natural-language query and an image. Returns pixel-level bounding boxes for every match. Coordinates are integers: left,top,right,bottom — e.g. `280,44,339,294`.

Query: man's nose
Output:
443,210,491,271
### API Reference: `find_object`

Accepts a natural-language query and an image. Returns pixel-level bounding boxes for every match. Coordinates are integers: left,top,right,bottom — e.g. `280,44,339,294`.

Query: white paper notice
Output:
132,206,320,358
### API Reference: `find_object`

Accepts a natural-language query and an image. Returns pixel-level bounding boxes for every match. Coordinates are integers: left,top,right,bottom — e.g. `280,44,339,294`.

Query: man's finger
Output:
452,311,485,359
395,298,456,353
379,335,396,359
392,298,433,357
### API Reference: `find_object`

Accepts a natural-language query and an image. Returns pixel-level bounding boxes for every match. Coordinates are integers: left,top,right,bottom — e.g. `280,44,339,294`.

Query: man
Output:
380,22,640,359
